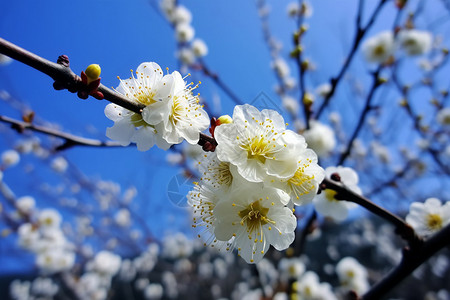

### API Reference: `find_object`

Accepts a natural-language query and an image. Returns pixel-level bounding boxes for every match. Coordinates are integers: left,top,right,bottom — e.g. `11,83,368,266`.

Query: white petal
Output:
142,100,170,125
131,126,157,151
106,119,135,146
104,104,130,122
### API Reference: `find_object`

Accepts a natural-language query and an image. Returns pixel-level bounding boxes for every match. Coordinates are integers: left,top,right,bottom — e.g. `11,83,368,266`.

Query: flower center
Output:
130,113,148,127
288,160,315,200
170,97,186,125
325,189,338,202
243,137,271,164
426,213,443,231
215,162,233,186
373,44,386,56
402,38,417,48
346,270,355,279
135,92,157,106
238,200,274,234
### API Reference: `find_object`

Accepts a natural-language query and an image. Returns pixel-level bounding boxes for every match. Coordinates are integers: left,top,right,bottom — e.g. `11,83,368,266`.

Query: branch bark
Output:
0,115,124,150
0,37,216,149
362,223,450,300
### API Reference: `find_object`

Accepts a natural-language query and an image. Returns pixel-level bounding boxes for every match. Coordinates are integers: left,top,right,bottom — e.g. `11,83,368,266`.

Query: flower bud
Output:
85,64,101,84
217,115,232,125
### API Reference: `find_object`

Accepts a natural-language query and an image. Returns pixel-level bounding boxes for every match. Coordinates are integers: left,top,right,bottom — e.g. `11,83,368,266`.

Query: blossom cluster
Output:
160,0,208,66
105,62,209,151
17,203,76,274
187,104,325,263
362,29,433,63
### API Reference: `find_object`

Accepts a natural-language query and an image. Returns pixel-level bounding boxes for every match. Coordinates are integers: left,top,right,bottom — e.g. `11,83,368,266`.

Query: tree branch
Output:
362,223,450,300
0,115,124,150
321,178,422,247
0,37,217,149
337,67,382,165
315,0,388,119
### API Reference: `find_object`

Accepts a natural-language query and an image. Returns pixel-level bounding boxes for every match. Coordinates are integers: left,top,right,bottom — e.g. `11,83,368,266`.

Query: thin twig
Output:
293,1,311,129
321,178,422,247
315,0,388,119
197,61,244,105
391,64,450,175
0,115,124,150
337,67,382,165
294,209,317,256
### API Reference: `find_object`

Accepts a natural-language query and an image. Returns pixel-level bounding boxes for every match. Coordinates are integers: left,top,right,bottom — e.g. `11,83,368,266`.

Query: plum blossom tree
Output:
0,0,449,299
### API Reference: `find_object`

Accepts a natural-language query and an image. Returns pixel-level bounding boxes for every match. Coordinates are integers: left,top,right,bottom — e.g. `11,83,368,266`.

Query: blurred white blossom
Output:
406,198,450,236
362,31,395,63
398,29,433,56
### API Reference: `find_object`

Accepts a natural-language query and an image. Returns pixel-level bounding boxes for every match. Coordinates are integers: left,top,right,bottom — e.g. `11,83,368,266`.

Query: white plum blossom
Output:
50,156,68,173
76,272,109,300
196,151,240,191
191,38,208,57
266,148,324,205
105,62,173,151
303,121,336,157
370,141,390,163
10,280,31,300
278,257,305,281
271,58,290,78
1,149,20,168
315,83,332,98
336,257,369,294
294,271,337,300
177,47,195,65
38,209,62,230
437,107,450,126
166,152,183,165
172,5,192,24
287,2,313,18
91,250,122,276
141,67,209,145
18,223,40,251
313,166,361,222
114,208,131,227
31,277,59,298
160,0,176,21
0,53,12,65
188,181,233,249
406,198,450,236
215,104,310,183
213,183,296,263
144,283,164,300
175,23,195,43
106,62,209,149
16,196,36,215
398,29,433,56
162,232,194,259
362,31,395,63
282,95,299,115
36,248,75,274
